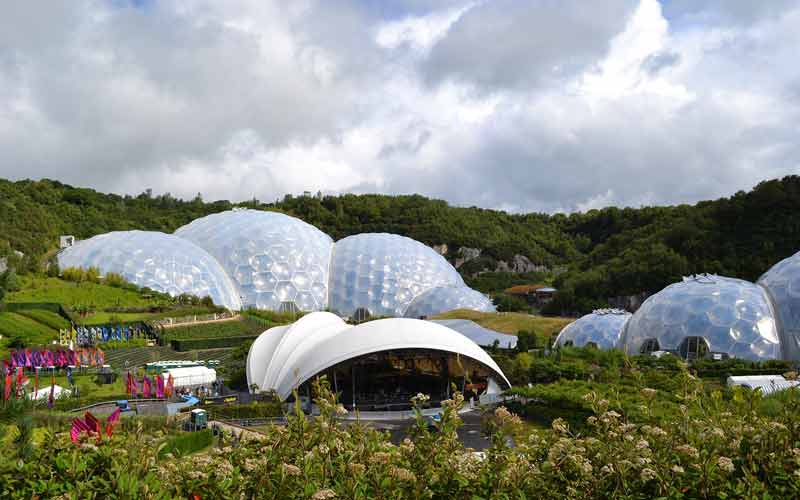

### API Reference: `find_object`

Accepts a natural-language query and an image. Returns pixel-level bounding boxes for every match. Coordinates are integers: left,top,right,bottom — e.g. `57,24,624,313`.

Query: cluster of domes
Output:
557,258,800,362
58,209,494,319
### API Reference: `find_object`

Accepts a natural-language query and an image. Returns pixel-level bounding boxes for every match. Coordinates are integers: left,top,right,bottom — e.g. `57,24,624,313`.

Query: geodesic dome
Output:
403,286,495,318
328,233,465,318
758,251,800,361
57,231,241,310
619,274,781,361
554,309,631,350
174,209,333,312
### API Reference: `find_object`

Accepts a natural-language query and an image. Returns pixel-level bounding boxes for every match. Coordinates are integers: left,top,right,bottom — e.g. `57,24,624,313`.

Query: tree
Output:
1,269,19,292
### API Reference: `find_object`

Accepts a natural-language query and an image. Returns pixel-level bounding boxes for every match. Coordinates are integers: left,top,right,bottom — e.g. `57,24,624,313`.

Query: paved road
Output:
367,410,491,450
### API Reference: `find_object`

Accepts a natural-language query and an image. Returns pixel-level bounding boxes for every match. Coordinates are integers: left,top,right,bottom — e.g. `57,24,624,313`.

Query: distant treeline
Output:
1,176,799,314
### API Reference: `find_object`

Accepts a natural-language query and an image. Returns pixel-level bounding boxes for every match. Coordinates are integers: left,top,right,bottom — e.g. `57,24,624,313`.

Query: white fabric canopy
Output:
165,366,217,388
247,312,510,399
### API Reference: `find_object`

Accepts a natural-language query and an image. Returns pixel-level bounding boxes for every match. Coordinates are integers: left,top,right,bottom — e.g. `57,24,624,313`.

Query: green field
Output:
102,346,237,369
161,318,266,341
8,276,161,309
431,309,572,340
0,312,59,358
14,309,71,331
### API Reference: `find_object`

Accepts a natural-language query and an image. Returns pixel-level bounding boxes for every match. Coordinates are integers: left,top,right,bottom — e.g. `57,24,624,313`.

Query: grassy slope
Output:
431,309,572,338
161,318,265,341
8,276,157,309
14,309,71,330
0,312,60,359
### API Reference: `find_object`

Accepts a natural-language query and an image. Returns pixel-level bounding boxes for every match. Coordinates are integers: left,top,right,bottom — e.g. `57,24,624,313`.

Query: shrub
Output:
157,429,213,459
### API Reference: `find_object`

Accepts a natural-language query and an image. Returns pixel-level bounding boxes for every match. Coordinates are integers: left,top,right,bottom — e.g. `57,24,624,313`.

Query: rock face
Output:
494,254,547,274
433,244,563,276
454,247,481,268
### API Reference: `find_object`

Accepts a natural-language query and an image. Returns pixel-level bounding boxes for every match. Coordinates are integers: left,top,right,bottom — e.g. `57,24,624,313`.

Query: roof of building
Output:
247,312,510,399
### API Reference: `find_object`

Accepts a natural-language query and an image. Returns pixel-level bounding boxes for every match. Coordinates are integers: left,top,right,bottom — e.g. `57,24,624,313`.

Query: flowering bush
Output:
0,374,799,498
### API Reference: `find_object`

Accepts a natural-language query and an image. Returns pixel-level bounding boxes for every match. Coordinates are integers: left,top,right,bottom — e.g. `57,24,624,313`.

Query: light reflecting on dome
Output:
329,233,464,318
758,251,800,361
403,286,495,318
620,274,781,361
174,209,332,312
555,309,631,350
57,231,241,310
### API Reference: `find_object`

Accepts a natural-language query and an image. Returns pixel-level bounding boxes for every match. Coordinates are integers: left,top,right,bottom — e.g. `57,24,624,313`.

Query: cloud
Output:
0,0,799,214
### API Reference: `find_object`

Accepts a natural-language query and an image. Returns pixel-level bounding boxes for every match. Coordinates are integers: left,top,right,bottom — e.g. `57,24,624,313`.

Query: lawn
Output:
431,309,572,338
0,312,60,359
8,276,161,310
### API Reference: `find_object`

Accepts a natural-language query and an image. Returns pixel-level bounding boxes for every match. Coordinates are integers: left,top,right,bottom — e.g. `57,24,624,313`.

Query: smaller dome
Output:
328,233,464,318
57,231,242,310
620,274,781,361
554,309,631,350
403,286,495,318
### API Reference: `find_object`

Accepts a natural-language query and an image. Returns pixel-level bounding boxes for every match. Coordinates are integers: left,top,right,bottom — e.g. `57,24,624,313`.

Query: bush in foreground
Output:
1,373,799,499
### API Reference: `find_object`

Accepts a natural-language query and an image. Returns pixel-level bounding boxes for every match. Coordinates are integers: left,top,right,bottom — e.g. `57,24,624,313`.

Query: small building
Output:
59,235,76,249
505,284,557,305
727,375,800,395
164,366,217,389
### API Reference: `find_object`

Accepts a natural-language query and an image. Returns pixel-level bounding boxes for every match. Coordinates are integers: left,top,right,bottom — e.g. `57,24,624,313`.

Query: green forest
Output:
1,176,799,315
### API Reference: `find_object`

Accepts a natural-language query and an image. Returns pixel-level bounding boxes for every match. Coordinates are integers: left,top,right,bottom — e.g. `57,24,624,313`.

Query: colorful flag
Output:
15,367,29,399
155,374,165,399
165,372,174,398
48,374,55,408
3,370,10,401
33,368,39,400
142,376,151,398
131,373,139,398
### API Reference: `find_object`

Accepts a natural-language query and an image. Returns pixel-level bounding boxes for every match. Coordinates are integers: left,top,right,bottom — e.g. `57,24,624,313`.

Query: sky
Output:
0,0,798,213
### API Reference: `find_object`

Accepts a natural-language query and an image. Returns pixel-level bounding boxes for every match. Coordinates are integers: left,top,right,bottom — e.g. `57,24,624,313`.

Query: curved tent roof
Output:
247,312,510,399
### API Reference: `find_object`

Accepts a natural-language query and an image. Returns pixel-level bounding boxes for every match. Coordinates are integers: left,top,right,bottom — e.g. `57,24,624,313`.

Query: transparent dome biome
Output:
174,209,333,313
620,274,782,362
329,233,465,319
403,286,495,319
57,230,242,310
758,251,800,360
554,309,631,350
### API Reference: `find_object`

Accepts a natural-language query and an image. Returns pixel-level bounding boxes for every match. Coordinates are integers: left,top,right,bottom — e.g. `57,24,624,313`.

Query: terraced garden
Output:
102,346,237,369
